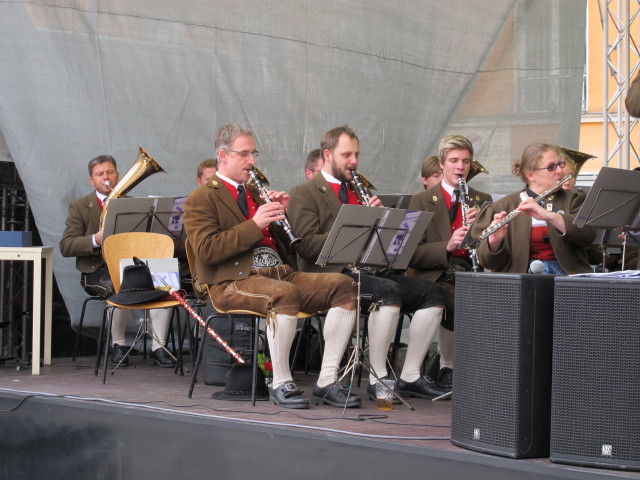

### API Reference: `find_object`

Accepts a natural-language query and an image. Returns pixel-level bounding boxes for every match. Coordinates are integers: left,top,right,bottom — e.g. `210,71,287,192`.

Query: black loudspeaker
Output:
451,272,555,458
550,276,640,471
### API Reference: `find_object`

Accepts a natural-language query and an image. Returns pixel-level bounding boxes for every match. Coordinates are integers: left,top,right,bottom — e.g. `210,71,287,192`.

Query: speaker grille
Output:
451,273,554,458
551,277,640,470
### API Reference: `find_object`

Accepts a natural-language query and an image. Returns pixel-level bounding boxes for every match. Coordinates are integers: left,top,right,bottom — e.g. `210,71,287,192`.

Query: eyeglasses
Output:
535,161,566,172
226,149,259,159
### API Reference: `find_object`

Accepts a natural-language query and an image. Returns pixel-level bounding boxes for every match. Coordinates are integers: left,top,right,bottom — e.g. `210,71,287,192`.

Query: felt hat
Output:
108,257,168,305
211,363,269,401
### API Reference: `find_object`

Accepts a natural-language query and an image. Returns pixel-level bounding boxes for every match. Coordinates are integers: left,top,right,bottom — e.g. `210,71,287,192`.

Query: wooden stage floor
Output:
0,356,638,480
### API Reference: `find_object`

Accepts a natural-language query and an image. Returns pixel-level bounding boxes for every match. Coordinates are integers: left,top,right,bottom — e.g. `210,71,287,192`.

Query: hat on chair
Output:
108,257,169,305
211,363,269,401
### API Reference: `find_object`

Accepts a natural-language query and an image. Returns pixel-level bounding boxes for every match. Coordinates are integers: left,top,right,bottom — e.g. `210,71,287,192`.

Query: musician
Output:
305,149,324,180
625,70,640,118
561,157,578,191
196,158,218,187
288,125,448,401
183,123,359,409
421,155,443,190
408,135,493,390
60,155,175,368
473,143,596,274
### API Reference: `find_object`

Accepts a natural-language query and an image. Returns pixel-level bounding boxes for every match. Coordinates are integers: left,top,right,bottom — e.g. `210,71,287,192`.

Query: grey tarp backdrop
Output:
0,0,586,332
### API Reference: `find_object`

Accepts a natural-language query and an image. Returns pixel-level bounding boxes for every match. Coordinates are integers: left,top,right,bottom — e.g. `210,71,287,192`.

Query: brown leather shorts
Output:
208,265,356,316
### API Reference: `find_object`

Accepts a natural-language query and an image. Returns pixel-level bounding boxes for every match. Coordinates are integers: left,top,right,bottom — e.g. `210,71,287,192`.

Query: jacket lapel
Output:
314,175,342,219
429,188,452,241
209,175,249,223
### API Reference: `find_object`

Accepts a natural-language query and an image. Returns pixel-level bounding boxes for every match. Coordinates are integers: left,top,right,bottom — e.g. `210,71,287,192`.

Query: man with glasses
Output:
304,149,324,180
407,135,492,391
183,123,360,409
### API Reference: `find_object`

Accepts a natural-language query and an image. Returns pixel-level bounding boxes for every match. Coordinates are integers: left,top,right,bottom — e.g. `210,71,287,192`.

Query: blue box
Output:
0,231,33,247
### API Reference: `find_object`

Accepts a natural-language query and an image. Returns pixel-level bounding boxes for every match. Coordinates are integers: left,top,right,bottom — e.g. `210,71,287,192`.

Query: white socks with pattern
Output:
267,314,298,389
400,307,443,383
316,307,356,388
367,305,400,384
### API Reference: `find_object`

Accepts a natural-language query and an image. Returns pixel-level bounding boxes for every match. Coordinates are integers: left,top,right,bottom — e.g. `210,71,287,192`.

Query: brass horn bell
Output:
99,146,166,230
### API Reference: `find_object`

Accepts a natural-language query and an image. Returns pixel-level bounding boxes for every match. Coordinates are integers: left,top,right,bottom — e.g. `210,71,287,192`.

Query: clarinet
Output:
479,174,572,240
350,169,373,206
248,166,301,247
457,176,480,272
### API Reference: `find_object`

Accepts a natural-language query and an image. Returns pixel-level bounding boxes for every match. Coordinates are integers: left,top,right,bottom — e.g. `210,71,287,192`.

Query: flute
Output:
479,174,572,240
248,166,301,247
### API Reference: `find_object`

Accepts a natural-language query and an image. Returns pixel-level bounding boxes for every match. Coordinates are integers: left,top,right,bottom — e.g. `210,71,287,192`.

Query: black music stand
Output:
574,167,640,270
102,196,187,242
378,194,412,209
317,204,433,411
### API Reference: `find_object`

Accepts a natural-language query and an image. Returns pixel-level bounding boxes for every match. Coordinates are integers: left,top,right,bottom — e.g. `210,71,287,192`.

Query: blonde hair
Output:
437,135,474,164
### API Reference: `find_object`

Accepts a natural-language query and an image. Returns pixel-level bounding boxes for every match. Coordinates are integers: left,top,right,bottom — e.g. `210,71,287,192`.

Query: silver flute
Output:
457,176,480,271
248,166,301,247
479,174,572,240
350,169,372,206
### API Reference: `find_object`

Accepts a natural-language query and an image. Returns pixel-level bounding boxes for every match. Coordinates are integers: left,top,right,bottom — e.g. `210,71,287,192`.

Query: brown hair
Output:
512,143,564,183
197,158,218,178
421,155,442,179
87,155,117,176
321,125,359,153
305,149,322,170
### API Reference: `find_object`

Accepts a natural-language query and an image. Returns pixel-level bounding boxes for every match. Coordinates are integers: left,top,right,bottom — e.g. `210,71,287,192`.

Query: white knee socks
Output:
267,314,298,389
316,308,356,388
438,325,454,369
366,305,400,384
400,307,443,383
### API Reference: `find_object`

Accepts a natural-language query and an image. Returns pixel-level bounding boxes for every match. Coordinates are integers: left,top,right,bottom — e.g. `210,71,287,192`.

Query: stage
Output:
0,356,638,480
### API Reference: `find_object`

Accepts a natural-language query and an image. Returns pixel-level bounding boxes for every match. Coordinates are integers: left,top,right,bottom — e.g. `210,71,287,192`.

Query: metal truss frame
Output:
600,0,640,169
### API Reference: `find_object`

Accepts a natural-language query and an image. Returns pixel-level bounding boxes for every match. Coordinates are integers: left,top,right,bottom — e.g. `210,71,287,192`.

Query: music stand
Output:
377,194,413,209
317,205,434,411
102,196,187,242
574,167,640,270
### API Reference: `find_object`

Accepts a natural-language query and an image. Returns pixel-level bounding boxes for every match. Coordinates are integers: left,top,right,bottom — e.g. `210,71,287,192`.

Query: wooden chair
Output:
95,232,183,383
185,238,314,406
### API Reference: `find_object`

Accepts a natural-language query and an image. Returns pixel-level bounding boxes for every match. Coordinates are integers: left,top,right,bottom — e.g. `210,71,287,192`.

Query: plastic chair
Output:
94,232,184,383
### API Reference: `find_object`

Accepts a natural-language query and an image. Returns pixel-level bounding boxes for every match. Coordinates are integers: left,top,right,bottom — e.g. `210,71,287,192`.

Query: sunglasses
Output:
535,161,566,172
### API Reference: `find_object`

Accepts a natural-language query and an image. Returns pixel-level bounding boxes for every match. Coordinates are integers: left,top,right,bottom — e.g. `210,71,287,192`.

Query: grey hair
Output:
213,123,254,160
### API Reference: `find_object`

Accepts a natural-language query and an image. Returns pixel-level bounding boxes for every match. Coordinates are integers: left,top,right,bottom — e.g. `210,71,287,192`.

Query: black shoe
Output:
366,381,401,404
312,382,362,408
110,344,129,367
149,348,176,368
397,376,449,400
437,367,453,390
269,381,309,409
